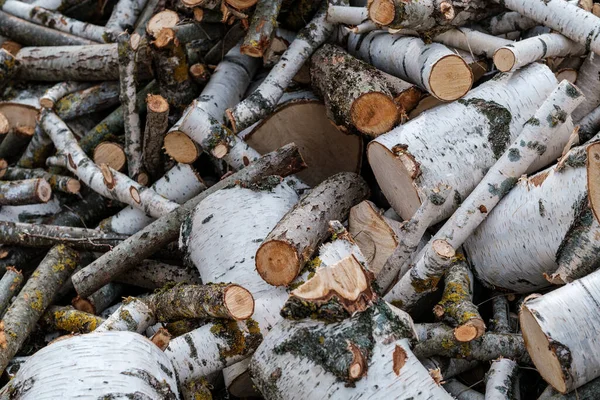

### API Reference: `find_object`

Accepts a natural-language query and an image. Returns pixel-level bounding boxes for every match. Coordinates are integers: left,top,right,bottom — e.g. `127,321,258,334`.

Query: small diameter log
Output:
310,44,400,137
327,5,368,25
100,164,207,234
118,32,145,184
412,323,531,364
345,31,472,101
54,81,121,121
385,81,584,310
41,110,180,218
226,0,345,133
442,380,484,400
94,298,155,333
143,283,254,322
433,255,485,342
494,33,585,72
368,63,569,224
491,295,511,334
0,244,78,373
0,179,52,206
105,0,149,31
143,94,169,180
538,377,600,399
497,0,600,55
146,10,180,37
115,261,201,289
189,63,210,85
485,358,520,400
0,49,17,90
3,167,80,194
479,11,537,35
0,125,35,162
42,305,104,333
40,81,92,109
71,143,306,298
241,0,283,57
72,283,124,315
572,52,600,122
521,271,600,394
256,172,369,286
93,142,126,171
0,267,22,317
4,332,180,398
433,27,512,59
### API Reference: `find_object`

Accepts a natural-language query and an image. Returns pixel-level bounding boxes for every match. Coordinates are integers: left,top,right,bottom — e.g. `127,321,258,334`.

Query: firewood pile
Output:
1,0,600,398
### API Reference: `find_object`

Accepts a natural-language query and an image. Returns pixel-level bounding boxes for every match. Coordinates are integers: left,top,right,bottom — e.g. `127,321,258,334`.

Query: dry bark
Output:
72,283,125,314
41,305,105,333
143,94,169,180
241,0,283,57
55,81,121,121
115,260,201,289
0,267,22,318
0,179,52,206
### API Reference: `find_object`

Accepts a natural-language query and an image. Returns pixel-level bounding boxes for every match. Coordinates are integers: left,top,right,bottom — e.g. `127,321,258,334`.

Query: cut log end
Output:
35,179,52,203
256,240,300,287
493,48,516,72
367,141,421,220
225,0,258,10
429,55,473,101
351,92,399,137
163,131,199,164
224,285,255,320
368,0,395,26
150,327,172,351
65,179,81,194
454,319,486,342
100,163,115,189
0,159,7,178
432,239,455,259
0,113,8,136
39,98,55,109
240,45,265,58
136,173,149,186
181,0,204,6
15,126,35,138
521,306,567,393
587,143,600,223
212,143,229,159
93,142,126,172
146,94,170,114
147,10,180,38
555,68,578,84
153,28,175,49
71,296,96,315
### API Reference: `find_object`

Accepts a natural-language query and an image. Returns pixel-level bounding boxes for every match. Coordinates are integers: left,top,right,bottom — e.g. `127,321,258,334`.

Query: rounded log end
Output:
224,285,255,320
163,131,199,164
72,296,96,315
147,10,180,38
0,113,10,136
189,64,210,83
136,172,149,186
429,55,473,101
432,239,455,259
93,142,126,172
256,240,300,286
182,0,206,6
35,179,52,203
153,28,175,49
368,0,395,26
493,48,516,73
65,179,81,194
520,305,568,393
225,0,258,10
146,94,170,114
351,92,399,137
366,141,421,220
454,319,485,342
240,44,265,58
211,143,229,159
39,98,55,109
0,159,7,178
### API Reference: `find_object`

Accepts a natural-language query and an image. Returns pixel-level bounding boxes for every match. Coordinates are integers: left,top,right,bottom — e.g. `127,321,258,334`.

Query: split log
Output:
485,358,520,399
3,167,79,194
226,0,346,133
494,33,585,72
95,297,156,333
143,283,254,322
99,164,207,234
368,62,570,223
572,52,600,122
0,178,51,206
433,27,512,58
0,267,22,317
105,0,148,31
0,125,35,162
54,81,121,121
310,44,400,137
42,305,105,333
256,172,369,286
385,80,584,309
238,90,363,186
70,143,306,298
114,260,201,289
39,81,92,109
346,31,473,101
0,244,78,373
521,271,600,393
241,0,283,57
4,332,180,398
143,94,169,180
0,11,94,46
72,283,124,314
40,110,180,218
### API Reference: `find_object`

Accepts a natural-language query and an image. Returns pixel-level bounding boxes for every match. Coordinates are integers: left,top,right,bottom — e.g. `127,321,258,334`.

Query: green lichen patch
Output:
487,177,518,197
210,319,262,362
458,98,512,159
507,148,520,162
565,84,581,98
547,106,568,128
526,141,547,156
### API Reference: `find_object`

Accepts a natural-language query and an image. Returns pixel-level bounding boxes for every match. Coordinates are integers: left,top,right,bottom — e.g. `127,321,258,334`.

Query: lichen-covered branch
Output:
241,0,283,57
40,81,92,109
42,305,104,333
55,81,121,121
0,267,22,317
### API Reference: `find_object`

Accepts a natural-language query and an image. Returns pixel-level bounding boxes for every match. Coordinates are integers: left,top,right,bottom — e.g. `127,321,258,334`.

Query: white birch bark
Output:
105,0,148,31
327,5,368,25
346,31,473,101
95,297,156,333
101,164,206,234
386,80,584,309
479,11,536,35
434,27,512,58
368,62,569,224
521,271,600,393
40,82,92,109
572,52,600,122
40,110,180,218
5,331,180,399
443,379,484,400
493,33,585,72
0,178,52,206
486,359,520,399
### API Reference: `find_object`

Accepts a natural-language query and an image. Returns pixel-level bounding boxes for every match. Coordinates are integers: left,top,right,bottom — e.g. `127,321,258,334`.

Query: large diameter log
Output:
4,331,180,398
238,90,363,186
368,62,569,223
256,172,369,286
521,270,600,394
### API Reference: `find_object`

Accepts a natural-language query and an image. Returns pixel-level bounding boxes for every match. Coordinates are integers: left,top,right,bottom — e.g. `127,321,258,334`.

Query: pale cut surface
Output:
93,142,126,172
351,92,399,136
225,285,255,320
369,0,395,25
255,240,299,287
147,10,180,38
429,55,473,100
587,143,600,223
494,48,516,72
0,103,38,128
164,131,199,164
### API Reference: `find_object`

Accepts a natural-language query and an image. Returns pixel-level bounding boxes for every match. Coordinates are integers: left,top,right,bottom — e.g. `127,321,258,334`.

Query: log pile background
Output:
1,0,600,398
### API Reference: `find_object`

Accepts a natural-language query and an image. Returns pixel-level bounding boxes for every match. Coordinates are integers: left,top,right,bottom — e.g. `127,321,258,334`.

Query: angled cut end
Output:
429,55,473,101
35,179,52,203
493,48,516,72
255,240,300,286
146,94,169,113
224,285,255,320
163,131,199,164
147,10,180,38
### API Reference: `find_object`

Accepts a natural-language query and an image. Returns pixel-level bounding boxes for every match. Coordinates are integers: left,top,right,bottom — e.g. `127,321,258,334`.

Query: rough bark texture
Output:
485,358,520,400
42,305,105,333
40,82,92,109
106,0,148,31
72,282,124,314
115,260,201,289
143,94,169,180
95,297,156,333
0,267,22,318
0,49,17,91
241,0,283,57
491,295,511,334
0,178,51,206
0,244,78,373
0,126,35,163
55,81,121,121
17,125,53,169
3,167,80,194
0,11,94,46
256,172,369,286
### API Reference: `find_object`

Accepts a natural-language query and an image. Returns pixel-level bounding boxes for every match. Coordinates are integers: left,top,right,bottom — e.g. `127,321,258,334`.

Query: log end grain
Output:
454,319,486,342
493,48,517,72
65,179,81,194
153,28,175,49
147,10,180,38
429,55,473,101
35,178,52,203
0,113,10,135
150,327,172,350
520,306,567,393
163,131,200,164
224,285,255,320
555,68,578,83
93,142,127,172
351,92,399,137
146,94,170,114
368,0,395,26
255,240,300,287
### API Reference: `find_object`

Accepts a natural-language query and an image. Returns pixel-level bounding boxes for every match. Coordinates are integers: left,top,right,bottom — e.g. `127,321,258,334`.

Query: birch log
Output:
256,172,369,286
55,81,121,121
572,52,600,122
114,260,201,289
105,0,148,31
95,297,156,333
443,379,484,400
42,305,104,333
0,11,94,46
494,33,585,72
521,271,600,393
39,81,92,109
433,27,512,59
479,11,536,35
0,267,22,317
3,167,80,194
241,0,283,57
0,125,35,163
327,5,368,25
0,178,51,206
346,31,473,101
72,283,124,314
0,49,17,90
368,63,570,224
386,80,584,309
485,358,520,400
143,94,169,180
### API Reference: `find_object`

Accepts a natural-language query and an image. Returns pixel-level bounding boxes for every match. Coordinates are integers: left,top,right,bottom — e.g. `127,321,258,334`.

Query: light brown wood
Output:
153,28,175,49
146,94,169,114
351,92,399,136
93,142,127,172
255,239,299,286
65,178,81,194
394,87,423,115
587,143,600,223
369,0,395,25
408,95,443,119
189,63,210,84
429,55,473,101
35,179,52,202
0,159,7,178
555,68,578,83
593,3,600,17
147,10,180,38
150,327,172,350
225,0,257,10
71,296,95,314
493,48,516,72
0,113,9,135
163,131,200,164
100,163,115,189
0,104,38,129
224,285,255,321
1,41,21,56
244,100,362,186
454,319,486,342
